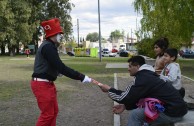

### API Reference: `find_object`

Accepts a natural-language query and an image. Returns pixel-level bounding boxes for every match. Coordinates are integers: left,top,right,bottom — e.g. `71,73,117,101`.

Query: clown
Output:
31,18,92,126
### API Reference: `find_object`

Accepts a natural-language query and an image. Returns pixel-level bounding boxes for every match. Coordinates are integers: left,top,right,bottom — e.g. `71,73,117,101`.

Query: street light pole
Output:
77,19,79,47
130,28,133,51
98,0,102,62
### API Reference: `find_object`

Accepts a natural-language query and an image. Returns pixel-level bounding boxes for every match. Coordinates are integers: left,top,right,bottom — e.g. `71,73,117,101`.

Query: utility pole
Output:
77,19,79,47
131,28,133,43
98,0,102,62
136,12,138,42
130,28,133,51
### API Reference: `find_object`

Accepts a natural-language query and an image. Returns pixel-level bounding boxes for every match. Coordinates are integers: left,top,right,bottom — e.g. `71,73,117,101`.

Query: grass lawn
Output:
0,55,193,125
0,55,131,100
0,55,129,125
178,59,194,80
0,55,193,102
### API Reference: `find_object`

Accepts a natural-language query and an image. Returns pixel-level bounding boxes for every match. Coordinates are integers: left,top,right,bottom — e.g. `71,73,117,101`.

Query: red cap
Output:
41,18,64,38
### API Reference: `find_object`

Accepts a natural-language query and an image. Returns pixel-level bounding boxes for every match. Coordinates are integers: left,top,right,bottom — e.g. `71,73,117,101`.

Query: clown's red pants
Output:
31,80,58,126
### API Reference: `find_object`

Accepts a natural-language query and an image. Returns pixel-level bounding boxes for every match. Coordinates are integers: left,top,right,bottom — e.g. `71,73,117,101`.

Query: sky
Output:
70,0,142,40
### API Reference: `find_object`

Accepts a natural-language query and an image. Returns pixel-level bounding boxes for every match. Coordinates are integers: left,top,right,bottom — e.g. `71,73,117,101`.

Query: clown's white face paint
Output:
56,34,64,43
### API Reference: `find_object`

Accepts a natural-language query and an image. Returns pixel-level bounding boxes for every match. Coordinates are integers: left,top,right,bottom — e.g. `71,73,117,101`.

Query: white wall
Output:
89,42,113,51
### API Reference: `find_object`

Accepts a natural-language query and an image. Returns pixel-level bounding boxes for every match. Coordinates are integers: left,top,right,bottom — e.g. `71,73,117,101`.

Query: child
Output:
25,47,30,58
153,37,169,74
160,48,185,98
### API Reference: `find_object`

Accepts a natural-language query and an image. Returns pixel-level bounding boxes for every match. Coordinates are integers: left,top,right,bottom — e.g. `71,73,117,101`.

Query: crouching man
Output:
96,56,187,126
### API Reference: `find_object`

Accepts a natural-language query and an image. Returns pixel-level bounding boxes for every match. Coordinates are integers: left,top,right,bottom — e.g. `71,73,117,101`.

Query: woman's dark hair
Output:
128,56,145,66
164,48,178,61
154,37,169,51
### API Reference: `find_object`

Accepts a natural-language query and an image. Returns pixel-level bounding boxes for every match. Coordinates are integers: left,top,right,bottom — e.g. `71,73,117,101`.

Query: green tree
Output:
0,0,39,55
133,0,194,50
9,0,32,55
40,0,73,41
109,30,124,42
136,38,155,58
86,32,99,42
65,40,77,48
28,0,44,52
0,0,74,55
0,0,10,55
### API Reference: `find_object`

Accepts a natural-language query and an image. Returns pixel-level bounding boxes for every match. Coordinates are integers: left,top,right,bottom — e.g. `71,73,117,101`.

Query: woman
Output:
153,37,169,74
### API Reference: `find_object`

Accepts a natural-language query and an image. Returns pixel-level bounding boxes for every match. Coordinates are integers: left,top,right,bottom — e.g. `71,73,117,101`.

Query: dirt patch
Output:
56,80,114,126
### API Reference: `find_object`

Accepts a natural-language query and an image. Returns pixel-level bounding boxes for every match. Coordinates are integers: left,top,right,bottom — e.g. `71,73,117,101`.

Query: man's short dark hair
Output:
164,48,178,61
128,56,145,66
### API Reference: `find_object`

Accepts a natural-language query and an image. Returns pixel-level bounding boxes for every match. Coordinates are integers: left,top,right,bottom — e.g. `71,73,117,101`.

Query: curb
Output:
182,75,194,82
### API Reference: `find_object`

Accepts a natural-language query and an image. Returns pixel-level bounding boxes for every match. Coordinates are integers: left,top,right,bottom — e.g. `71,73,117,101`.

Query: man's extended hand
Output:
112,104,126,114
91,79,111,92
98,84,111,92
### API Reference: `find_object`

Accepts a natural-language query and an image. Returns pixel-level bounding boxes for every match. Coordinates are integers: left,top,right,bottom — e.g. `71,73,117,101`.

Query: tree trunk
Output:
9,46,16,56
0,44,5,55
16,42,19,54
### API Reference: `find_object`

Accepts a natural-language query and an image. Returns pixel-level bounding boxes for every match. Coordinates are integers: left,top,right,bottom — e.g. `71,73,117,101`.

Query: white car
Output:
102,51,109,57
102,51,117,57
109,52,117,57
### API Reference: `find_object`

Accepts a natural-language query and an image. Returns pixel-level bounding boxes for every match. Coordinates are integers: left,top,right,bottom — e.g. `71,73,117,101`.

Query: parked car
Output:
102,51,109,57
67,51,75,56
102,48,109,52
101,51,117,57
19,49,25,54
182,51,194,58
119,44,126,50
119,50,129,57
112,49,118,53
109,52,117,57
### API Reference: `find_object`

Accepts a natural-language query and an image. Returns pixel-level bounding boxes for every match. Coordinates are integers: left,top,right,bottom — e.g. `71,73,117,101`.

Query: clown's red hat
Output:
41,18,64,38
